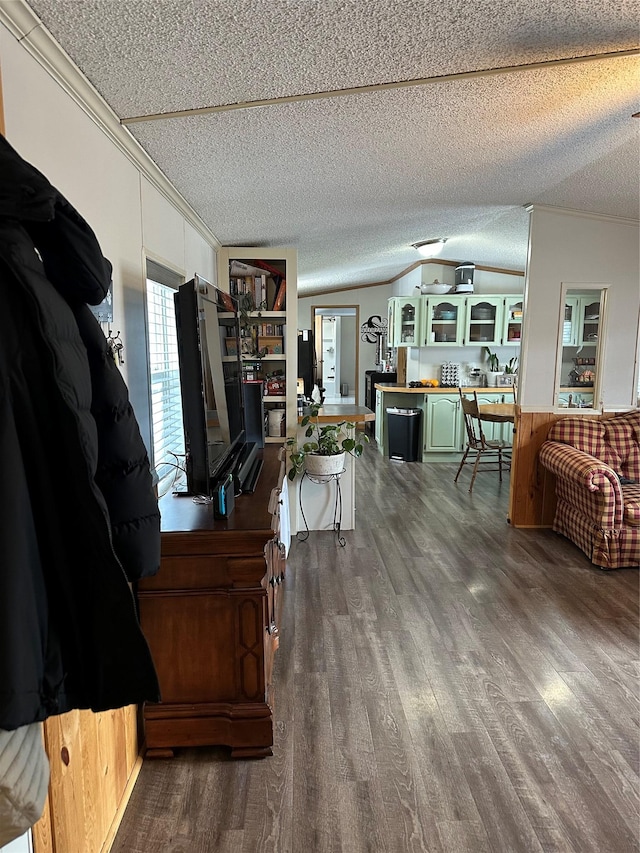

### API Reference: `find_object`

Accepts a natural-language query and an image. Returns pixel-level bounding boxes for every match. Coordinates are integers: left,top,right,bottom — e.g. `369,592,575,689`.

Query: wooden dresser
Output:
137,446,286,758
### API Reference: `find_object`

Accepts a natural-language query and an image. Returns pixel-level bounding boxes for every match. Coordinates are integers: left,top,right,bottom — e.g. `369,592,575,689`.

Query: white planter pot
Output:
305,451,346,478
486,371,503,387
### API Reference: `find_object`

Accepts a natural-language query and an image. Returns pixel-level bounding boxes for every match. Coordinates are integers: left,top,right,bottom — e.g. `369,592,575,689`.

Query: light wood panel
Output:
508,410,610,528
33,705,140,853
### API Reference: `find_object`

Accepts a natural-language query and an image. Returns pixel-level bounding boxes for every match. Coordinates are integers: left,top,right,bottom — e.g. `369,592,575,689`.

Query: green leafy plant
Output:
504,356,518,374
483,347,500,372
237,292,268,359
286,403,369,481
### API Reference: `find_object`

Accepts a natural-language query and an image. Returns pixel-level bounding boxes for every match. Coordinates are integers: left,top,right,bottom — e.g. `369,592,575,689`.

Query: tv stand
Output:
137,446,286,759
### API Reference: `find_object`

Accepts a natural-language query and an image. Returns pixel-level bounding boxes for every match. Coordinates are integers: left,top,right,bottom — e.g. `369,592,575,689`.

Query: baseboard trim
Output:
101,753,144,853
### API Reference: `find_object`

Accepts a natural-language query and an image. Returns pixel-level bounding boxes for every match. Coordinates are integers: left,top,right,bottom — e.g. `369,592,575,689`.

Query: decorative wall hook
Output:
107,329,125,366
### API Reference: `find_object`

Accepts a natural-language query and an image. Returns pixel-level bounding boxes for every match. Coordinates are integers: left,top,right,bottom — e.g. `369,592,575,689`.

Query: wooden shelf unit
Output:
218,247,298,443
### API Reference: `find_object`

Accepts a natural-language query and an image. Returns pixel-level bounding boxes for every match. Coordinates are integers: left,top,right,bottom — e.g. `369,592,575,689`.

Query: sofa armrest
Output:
539,441,624,530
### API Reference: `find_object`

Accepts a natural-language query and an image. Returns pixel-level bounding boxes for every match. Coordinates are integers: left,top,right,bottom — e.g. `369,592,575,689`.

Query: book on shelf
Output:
224,338,239,356
254,274,267,309
229,259,287,312
255,322,284,336
229,260,265,277
273,279,286,311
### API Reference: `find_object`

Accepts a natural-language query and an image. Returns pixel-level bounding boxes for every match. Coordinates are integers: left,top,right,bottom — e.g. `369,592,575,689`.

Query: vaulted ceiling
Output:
23,0,640,295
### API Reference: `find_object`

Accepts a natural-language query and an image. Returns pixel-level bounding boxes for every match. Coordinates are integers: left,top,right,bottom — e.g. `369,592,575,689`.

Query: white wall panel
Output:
141,176,186,271
185,220,216,286
521,206,640,410
0,22,221,449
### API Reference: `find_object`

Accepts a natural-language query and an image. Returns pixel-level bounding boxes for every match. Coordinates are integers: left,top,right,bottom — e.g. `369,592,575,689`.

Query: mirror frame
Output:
312,305,360,405
554,282,609,412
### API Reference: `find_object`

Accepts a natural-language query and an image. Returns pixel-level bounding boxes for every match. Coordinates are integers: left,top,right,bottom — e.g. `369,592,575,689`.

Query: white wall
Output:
339,315,356,394
0,21,218,450
521,206,640,410
0,832,32,853
298,284,391,405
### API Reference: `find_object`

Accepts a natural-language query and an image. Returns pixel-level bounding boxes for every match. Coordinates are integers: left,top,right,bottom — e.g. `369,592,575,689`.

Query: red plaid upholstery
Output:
539,410,640,570
603,411,640,481
623,483,640,526
547,417,604,458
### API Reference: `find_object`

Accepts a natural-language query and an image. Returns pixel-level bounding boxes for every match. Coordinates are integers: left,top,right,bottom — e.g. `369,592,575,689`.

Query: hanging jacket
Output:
0,134,160,729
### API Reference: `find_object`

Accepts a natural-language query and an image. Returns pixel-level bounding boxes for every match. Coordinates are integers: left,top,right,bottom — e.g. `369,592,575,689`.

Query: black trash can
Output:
386,407,422,462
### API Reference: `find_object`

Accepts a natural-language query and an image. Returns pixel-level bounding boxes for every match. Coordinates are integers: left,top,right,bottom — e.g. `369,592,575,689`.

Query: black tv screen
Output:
174,275,245,496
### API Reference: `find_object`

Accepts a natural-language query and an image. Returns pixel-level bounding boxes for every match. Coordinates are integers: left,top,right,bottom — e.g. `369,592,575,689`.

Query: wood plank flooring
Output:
112,448,639,853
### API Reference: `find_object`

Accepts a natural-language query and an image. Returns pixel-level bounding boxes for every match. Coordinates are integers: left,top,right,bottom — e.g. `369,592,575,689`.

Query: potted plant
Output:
483,347,503,386
237,291,268,359
502,356,518,385
286,403,369,480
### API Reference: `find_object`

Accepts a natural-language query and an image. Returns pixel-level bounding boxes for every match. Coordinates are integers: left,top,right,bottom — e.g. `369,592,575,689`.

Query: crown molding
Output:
299,257,524,297
525,203,639,227
0,0,221,250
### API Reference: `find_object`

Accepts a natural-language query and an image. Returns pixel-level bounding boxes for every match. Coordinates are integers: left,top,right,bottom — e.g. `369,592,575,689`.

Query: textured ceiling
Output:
24,0,640,294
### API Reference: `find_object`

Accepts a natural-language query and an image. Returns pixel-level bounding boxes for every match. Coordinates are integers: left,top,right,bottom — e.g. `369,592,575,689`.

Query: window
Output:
145,260,185,493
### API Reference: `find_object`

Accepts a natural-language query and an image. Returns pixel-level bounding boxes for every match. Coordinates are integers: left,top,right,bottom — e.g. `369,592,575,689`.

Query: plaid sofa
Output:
539,410,640,569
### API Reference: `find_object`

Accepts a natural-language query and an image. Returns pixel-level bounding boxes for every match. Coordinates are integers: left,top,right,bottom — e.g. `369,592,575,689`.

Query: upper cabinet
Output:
577,296,601,347
422,297,466,347
404,293,523,348
502,296,524,346
390,296,422,347
464,297,504,347
562,294,601,348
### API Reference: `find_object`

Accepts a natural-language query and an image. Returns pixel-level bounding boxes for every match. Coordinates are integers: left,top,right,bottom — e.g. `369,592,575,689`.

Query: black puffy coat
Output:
0,135,160,729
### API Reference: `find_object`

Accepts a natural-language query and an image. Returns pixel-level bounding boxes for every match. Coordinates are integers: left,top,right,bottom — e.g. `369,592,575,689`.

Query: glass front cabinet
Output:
562,294,601,347
422,297,465,347
577,296,601,347
391,296,422,347
389,292,524,348
464,297,503,347
502,296,523,345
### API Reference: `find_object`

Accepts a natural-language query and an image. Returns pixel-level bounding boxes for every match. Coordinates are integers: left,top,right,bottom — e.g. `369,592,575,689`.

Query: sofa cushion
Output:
623,483,640,527
547,417,604,458
603,411,640,482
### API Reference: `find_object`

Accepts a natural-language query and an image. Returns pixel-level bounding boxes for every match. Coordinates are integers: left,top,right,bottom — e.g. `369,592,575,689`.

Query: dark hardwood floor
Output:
113,447,639,853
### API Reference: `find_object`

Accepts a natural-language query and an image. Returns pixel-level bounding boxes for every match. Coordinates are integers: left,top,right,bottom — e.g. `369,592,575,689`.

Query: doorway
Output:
312,306,359,405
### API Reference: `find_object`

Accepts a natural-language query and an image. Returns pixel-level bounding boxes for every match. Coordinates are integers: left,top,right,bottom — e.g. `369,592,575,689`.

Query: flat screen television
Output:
174,275,246,496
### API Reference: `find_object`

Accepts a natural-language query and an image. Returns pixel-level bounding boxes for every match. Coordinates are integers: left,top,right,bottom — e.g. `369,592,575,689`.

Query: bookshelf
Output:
217,247,298,444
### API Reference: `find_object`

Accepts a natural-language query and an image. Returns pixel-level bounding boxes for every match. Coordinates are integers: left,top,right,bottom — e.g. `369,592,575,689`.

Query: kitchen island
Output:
291,403,374,534
374,383,516,459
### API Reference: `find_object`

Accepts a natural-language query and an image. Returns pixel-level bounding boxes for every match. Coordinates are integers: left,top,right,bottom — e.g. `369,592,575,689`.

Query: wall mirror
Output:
555,284,608,410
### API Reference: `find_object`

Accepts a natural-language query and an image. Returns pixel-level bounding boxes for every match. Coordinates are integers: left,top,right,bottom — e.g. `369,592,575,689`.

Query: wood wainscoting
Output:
508,409,603,529
33,705,140,853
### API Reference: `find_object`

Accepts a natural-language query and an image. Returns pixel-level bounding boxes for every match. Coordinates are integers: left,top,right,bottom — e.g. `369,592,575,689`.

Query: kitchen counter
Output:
374,383,508,394
373,383,515,459
299,404,374,423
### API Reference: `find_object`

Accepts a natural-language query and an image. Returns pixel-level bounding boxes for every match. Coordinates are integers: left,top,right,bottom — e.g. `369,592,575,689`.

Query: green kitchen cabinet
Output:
464,296,504,347
424,394,461,452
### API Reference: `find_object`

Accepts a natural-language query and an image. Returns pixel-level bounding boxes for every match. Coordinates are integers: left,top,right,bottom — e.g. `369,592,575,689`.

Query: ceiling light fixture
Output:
412,238,447,257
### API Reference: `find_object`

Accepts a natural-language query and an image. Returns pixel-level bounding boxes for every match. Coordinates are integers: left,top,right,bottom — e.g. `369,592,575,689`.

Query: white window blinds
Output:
145,262,185,492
